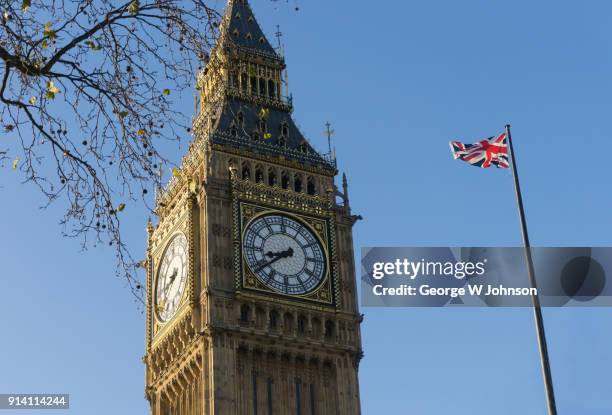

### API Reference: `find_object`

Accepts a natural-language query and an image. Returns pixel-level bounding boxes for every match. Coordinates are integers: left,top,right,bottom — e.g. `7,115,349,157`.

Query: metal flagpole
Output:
505,124,558,415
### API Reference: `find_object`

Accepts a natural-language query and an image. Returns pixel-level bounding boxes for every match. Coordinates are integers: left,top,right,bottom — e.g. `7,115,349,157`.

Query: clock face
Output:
154,233,188,322
243,213,327,295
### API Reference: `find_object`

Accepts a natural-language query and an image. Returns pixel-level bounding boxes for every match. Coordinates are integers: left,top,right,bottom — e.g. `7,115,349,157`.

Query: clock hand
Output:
160,268,179,305
254,248,294,272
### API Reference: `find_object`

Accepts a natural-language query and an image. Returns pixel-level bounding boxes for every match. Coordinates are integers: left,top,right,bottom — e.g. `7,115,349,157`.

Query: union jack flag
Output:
449,133,509,169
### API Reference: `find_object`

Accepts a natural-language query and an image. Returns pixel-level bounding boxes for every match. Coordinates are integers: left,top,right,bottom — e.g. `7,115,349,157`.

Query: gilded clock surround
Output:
236,203,335,305
144,1,363,414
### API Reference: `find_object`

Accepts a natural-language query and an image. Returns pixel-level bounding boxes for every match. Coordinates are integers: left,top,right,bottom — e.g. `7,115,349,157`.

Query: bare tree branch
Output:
0,0,223,304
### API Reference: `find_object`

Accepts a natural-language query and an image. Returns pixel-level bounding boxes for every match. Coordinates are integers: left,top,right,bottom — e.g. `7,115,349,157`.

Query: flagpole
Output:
505,124,557,415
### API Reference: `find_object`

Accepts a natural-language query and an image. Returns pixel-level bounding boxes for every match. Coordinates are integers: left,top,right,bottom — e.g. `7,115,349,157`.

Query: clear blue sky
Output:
2,0,612,413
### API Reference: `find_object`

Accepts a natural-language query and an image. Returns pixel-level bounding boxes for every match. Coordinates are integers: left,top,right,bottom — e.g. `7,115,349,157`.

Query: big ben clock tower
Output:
144,1,363,413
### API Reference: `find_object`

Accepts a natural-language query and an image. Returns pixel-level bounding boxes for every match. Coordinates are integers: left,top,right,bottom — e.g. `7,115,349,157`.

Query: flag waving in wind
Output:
450,133,509,168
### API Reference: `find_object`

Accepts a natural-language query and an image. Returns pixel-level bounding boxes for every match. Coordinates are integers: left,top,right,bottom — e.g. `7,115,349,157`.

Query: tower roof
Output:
222,0,279,58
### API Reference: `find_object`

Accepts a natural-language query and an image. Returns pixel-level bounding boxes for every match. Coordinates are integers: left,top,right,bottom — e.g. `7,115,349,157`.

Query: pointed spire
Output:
222,0,280,58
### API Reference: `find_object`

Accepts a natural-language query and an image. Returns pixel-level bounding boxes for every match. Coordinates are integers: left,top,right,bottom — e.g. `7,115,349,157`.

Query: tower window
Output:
307,177,316,195
230,125,238,137
268,169,277,186
267,379,273,415
294,175,302,193
255,166,264,183
278,136,287,148
268,79,276,99
250,76,257,95
269,309,279,329
324,320,335,340
298,141,308,153
260,37,266,44
259,118,267,133
309,384,316,415
281,122,289,138
259,78,266,96
242,164,251,180
295,378,303,415
237,111,244,126
241,74,248,92
230,71,238,88
240,304,251,322
251,130,261,141
297,315,306,335
283,312,294,334
233,29,239,37
246,32,252,40
281,172,290,189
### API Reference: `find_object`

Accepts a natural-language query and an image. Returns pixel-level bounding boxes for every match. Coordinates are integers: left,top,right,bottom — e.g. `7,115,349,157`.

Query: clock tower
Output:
144,1,363,414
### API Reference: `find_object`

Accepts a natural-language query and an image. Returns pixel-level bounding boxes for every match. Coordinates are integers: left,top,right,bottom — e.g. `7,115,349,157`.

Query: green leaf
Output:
171,168,180,177
117,111,129,119
41,39,48,49
263,133,272,139
162,89,171,96
117,203,126,212
85,40,101,51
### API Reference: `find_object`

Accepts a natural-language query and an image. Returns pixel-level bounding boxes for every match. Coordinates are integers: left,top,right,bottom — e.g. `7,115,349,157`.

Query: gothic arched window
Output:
259,118,267,133
255,166,264,183
242,164,251,180
294,175,302,193
297,315,306,335
324,320,335,339
237,111,244,127
230,125,238,137
269,310,279,330
307,177,316,195
268,169,277,186
259,77,266,96
281,172,290,190
240,73,248,93
240,304,251,322
281,122,289,138
250,76,257,95
268,79,276,99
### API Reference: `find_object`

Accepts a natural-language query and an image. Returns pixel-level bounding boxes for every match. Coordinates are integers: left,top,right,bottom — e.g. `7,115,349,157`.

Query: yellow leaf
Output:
137,129,145,136
162,89,170,96
21,0,30,12
12,157,19,170
45,80,60,99
171,168,180,177
259,108,269,119
117,203,126,212
128,0,140,15
263,133,272,139
28,96,37,105
41,39,48,49
43,22,56,40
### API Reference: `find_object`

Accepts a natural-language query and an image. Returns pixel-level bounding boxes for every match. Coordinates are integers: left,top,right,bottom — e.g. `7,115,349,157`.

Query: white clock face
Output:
155,233,188,322
243,214,327,295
